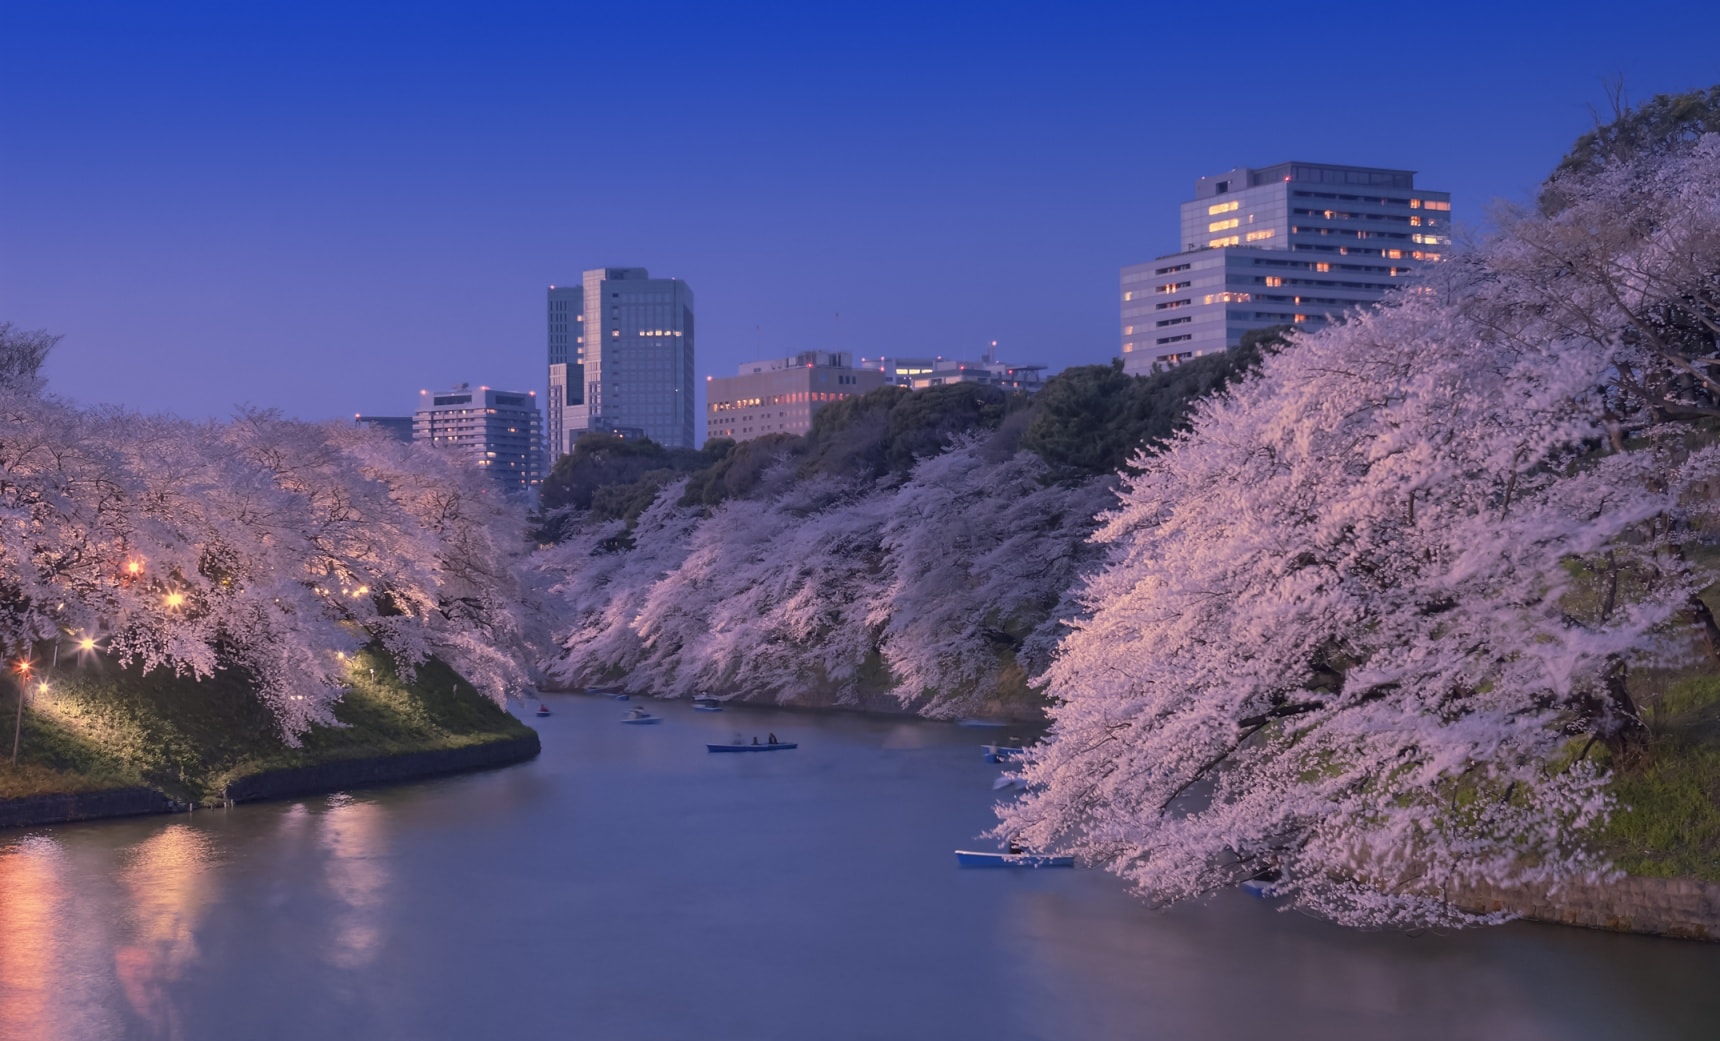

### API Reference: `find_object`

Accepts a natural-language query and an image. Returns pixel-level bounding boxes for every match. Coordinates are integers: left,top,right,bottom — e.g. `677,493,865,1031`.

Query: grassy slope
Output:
1600,671,1720,881
0,647,532,806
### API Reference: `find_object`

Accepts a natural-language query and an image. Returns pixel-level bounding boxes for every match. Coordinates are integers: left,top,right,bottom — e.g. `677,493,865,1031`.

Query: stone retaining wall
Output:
1,732,541,831
1453,875,1720,941
0,787,179,830
221,731,541,804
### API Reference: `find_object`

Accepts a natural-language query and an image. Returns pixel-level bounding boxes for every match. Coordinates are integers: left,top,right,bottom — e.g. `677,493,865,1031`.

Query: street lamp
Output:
10,659,32,766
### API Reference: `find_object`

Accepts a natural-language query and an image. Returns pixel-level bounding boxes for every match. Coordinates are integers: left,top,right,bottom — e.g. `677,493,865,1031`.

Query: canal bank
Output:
0,647,540,827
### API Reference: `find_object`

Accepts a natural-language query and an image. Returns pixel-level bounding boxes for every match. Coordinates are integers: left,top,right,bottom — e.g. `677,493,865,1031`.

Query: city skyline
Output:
3,1,1718,423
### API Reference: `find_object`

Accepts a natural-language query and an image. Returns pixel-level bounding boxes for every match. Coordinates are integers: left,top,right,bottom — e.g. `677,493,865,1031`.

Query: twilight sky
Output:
3,0,1717,424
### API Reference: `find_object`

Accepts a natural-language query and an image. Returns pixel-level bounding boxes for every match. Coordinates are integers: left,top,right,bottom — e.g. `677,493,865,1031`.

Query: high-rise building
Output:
546,267,695,455
413,384,545,493
1121,162,1452,373
546,284,583,462
706,351,885,443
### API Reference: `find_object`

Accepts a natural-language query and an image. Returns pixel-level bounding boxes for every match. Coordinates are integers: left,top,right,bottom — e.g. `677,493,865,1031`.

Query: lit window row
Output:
1157,280,1191,294
1207,200,1240,215
1244,229,1275,242
1409,199,1452,211
1209,235,1241,248
1209,218,1240,232
1203,292,1253,304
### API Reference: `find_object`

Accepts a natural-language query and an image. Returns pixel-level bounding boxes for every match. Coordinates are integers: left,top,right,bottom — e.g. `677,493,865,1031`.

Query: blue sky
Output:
3,0,1717,422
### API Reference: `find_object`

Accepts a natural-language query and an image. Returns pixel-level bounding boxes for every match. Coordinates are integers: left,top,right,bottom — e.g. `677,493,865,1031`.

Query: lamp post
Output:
10,659,31,766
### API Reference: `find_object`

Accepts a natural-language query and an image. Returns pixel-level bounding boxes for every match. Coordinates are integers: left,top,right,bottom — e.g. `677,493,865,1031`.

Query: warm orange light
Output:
126,560,143,576
165,592,186,608
14,660,30,674
79,638,96,652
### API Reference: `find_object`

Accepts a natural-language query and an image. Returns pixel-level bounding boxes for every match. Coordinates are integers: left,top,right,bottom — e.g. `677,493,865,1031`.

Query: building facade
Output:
545,284,583,462
862,343,1048,393
1121,161,1452,373
413,384,545,493
353,415,414,442
547,267,695,456
706,351,883,444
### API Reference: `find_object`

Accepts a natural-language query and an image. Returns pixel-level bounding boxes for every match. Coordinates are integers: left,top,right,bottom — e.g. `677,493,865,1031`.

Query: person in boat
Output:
767,732,778,745
1007,839,1024,855
751,735,759,745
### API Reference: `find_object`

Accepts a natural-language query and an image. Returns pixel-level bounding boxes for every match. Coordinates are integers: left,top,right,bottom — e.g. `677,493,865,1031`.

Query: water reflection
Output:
0,836,67,1041
113,824,219,1041
318,794,391,970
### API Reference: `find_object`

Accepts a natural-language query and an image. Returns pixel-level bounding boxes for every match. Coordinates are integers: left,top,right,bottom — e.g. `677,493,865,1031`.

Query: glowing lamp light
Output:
15,660,31,675
79,638,96,652
165,592,186,608
126,560,143,576
36,682,49,694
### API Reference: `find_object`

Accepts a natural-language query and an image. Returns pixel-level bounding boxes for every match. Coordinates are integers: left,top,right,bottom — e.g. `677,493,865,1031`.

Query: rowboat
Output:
706,742,797,753
621,710,661,725
693,703,723,712
982,744,1027,762
534,704,551,717
954,850,1073,869
958,718,1008,728
992,775,1027,791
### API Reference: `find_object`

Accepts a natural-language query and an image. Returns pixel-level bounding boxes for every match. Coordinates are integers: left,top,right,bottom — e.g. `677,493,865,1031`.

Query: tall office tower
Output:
546,284,584,460
546,267,695,453
1120,162,1452,373
413,384,545,493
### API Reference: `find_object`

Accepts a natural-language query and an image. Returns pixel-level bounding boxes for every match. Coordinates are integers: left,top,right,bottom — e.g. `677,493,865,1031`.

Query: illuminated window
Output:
1208,218,1240,232
1202,292,1253,304
1124,325,1134,334
1244,229,1275,242
1207,200,1239,215
1385,249,1403,259
1410,216,1422,226
1425,200,1451,211
1293,314,1308,323
1314,262,1331,272
1123,291,1133,301
1209,235,1240,248
1264,276,1283,287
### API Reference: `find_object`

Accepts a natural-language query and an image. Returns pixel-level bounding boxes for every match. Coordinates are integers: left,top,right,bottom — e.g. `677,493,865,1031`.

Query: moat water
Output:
3,693,1718,1040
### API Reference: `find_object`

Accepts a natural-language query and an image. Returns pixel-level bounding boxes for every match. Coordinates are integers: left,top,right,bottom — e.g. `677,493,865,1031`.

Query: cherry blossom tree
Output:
0,342,540,741
996,133,1720,927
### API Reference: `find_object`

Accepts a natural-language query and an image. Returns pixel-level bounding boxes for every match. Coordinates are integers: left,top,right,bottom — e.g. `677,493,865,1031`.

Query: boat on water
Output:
957,718,1008,728
621,708,661,725
991,775,1027,791
693,703,724,712
613,693,631,701
982,743,1027,762
954,850,1074,869
534,704,552,717
707,742,796,753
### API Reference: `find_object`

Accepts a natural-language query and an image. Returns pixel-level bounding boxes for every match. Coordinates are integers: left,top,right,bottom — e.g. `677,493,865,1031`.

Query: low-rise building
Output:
413,384,545,493
862,343,1047,393
353,415,414,442
705,351,884,444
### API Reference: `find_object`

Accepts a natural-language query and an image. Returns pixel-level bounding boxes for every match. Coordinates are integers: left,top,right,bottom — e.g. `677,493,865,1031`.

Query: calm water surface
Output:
2,693,1718,1041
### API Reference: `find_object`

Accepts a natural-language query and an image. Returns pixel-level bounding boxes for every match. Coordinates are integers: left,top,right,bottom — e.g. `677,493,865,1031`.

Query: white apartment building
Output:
1121,161,1452,372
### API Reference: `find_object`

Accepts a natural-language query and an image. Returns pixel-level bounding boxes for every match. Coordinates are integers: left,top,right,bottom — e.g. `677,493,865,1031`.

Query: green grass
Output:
0,646,532,806
1600,673,1720,880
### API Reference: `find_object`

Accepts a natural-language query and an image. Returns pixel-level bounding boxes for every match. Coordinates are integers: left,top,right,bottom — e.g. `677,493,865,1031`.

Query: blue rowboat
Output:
621,713,661,725
954,850,1073,869
982,744,1026,762
707,742,797,753
693,703,723,712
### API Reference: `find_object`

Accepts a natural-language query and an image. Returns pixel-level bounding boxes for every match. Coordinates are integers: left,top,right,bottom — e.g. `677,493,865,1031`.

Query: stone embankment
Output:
0,732,541,831
0,787,181,829
1454,875,1720,941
